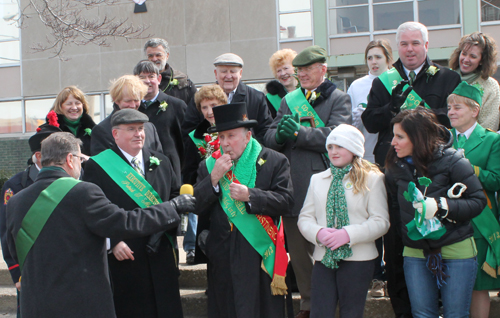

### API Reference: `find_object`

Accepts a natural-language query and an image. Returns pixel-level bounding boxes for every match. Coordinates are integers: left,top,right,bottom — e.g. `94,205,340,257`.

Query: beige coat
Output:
298,169,390,262
474,76,500,131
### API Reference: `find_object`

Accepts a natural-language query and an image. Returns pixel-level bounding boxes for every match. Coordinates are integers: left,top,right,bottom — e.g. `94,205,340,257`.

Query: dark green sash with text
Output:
378,67,430,110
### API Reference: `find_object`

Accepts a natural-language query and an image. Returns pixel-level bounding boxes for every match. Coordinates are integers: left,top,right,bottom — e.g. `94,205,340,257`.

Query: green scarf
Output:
455,69,481,84
63,116,82,136
321,164,353,269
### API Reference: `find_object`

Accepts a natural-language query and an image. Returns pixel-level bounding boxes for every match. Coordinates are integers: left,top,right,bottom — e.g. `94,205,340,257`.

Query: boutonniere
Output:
425,66,439,83
156,101,169,115
171,78,179,86
149,156,161,170
258,158,266,166
309,92,320,102
84,128,92,136
198,133,220,159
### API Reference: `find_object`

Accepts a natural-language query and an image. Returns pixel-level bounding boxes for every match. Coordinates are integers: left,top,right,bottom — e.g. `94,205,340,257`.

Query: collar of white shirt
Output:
403,63,425,79
458,122,478,140
118,147,145,173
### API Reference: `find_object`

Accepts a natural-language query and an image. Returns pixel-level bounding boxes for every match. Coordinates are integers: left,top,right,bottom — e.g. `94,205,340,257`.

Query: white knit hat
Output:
325,124,365,158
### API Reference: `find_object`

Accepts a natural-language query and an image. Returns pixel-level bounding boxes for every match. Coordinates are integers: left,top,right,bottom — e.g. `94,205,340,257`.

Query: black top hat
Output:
29,123,63,153
207,102,258,133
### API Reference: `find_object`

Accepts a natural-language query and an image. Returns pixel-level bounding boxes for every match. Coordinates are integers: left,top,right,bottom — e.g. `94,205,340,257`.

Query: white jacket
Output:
298,168,390,261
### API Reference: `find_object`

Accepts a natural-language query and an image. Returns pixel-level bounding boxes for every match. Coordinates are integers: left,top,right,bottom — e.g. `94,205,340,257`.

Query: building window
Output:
328,0,461,38
481,0,500,22
25,98,54,133
0,0,20,66
0,100,22,133
278,0,313,40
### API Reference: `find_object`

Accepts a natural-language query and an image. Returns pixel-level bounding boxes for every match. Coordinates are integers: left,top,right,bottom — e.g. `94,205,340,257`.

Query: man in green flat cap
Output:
264,45,352,318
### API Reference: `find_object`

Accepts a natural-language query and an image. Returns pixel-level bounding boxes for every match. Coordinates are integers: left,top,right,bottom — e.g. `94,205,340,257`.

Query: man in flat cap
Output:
6,130,193,318
84,109,189,318
264,45,352,318
194,102,293,318
144,38,197,105
0,121,61,316
182,53,272,144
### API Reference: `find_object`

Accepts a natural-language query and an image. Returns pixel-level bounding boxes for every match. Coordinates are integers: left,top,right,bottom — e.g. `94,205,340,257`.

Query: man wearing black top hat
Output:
194,102,294,318
0,122,62,315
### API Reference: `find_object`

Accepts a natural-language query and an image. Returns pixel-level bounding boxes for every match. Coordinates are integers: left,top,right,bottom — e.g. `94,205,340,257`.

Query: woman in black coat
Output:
385,107,486,318
48,86,95,156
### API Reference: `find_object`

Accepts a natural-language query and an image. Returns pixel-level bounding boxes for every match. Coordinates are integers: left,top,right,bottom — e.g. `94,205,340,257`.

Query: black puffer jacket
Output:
385,137,486,251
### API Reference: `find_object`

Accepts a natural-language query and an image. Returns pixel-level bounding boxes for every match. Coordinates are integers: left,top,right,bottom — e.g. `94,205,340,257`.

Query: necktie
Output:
131,157,144,176
305,90,312,100
457,134,467,149
144,100,153,108
409,71,416,85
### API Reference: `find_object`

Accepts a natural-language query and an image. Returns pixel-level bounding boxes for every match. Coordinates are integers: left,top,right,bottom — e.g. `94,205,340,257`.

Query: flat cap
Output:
292,45,327,67
214,53,244,67
111,109,149,127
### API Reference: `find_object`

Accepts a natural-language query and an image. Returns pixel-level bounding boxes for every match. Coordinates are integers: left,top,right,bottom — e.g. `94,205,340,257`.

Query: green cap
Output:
292,45,327,67
451,81,483,107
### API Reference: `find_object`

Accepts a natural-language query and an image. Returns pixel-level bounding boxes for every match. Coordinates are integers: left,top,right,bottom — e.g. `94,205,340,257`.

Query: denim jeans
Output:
183,212,198,251
404,256,477,318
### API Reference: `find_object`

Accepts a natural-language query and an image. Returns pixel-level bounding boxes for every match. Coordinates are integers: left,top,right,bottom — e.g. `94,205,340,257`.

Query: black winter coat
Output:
159,64,197,105
52,112,95,156
385,144,486,251
182,82,272,144
362,57,461,166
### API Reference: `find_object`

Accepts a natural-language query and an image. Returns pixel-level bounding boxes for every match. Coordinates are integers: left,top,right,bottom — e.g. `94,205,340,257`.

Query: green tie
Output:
409,71,416,85
144,100,153,108
457,134,467,149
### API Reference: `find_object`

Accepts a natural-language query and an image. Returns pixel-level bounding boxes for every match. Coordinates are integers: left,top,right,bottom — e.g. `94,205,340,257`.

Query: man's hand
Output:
210,153,232,186
171,194,196,214
229,182,250,202
281,113,301,141
15,282,20,291
390,80,413,113
275,115,290,144
112,241,135,261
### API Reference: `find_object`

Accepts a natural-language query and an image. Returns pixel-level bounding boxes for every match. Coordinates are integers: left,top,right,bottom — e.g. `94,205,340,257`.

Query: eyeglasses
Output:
295,64,323,75
73,154,87,163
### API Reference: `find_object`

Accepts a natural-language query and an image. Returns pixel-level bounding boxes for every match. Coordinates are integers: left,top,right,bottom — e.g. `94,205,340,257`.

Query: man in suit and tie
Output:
84,109,191,318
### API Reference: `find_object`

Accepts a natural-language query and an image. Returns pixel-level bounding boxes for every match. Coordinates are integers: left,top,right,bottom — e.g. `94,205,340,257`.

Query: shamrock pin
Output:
149,156,161,170
84,128,92,136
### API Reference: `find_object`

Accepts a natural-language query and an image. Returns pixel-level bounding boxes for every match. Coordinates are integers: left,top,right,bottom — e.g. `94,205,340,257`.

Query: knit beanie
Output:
326,124,365,158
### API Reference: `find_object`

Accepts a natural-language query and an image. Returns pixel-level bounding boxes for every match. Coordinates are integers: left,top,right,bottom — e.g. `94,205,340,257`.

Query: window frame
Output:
276,0,314,46
0,0,21,67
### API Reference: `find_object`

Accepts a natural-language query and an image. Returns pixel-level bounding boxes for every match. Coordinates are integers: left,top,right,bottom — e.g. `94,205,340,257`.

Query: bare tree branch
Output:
21,0,152,59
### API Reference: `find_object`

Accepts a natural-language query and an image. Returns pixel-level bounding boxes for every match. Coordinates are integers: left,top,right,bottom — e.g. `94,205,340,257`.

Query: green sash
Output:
206,139,278,277
188,130,205,149
284,88,325,128
91,150,174,246
266,93,282,112
451,129,500,277
378,67,430,110
16,177,80,270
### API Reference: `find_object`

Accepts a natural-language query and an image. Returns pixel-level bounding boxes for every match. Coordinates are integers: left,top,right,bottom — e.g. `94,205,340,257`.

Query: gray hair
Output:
133,60,160,76
144,38,170,54
41,132,82,167
396,22,428,45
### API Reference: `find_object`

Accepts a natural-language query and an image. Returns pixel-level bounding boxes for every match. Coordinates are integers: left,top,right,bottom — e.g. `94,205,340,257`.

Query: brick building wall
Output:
0,138,32,178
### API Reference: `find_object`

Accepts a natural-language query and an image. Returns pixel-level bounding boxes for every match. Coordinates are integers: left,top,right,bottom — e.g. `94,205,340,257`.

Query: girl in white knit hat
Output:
298,124,390,317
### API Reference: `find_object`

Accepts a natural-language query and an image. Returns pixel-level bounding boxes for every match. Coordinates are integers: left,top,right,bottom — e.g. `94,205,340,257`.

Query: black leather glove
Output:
170,194,196,214
390,80,413,113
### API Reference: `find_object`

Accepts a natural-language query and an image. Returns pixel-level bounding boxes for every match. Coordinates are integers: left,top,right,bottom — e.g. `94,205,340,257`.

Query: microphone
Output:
179,184,194,234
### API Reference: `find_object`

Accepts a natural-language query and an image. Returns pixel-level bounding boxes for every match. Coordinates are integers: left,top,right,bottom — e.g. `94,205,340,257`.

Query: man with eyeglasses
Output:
181,53,272,144
84,109,189,318
0,121,62,317
264,45,352,318
6,130,193,318
144,38,197,105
